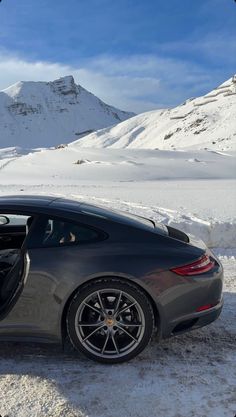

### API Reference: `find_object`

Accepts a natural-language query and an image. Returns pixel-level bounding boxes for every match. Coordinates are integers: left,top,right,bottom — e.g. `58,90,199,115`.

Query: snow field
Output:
0,147,235,249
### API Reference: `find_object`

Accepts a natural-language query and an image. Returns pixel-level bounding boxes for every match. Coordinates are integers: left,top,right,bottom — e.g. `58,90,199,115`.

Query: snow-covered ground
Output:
0,146,235,248
0,256,235,417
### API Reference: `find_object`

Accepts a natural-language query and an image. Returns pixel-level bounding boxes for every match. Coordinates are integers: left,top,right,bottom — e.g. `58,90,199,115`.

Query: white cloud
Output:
0,50,231,113
0,52,73,89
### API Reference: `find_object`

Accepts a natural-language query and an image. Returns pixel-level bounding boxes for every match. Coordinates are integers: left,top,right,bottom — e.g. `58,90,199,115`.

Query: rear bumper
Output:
164,298,223,337
147,251,224,339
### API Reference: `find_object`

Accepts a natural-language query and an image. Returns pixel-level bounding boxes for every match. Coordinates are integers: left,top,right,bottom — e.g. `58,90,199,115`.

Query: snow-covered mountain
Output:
0,75,134,148
73,76,236,151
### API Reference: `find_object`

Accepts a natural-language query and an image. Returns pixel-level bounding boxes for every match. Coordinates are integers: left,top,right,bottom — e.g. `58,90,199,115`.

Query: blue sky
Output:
0,0,235,112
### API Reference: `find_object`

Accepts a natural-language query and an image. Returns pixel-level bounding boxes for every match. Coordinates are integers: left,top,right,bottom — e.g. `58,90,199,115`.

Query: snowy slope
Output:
0,75,134,148
73,76,236,151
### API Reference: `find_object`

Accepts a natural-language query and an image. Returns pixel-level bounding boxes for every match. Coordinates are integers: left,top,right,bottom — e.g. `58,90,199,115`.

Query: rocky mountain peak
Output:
48,75,78,97
0,76,134,148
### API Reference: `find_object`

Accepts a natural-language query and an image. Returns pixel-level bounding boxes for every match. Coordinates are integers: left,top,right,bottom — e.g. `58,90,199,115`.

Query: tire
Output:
66,278,155,364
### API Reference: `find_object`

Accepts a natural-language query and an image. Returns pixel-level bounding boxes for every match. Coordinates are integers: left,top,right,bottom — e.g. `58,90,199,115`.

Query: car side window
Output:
29,217,102,248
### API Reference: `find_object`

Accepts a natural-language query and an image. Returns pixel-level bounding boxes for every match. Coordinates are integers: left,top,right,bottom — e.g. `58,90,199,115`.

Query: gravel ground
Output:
0,257,235,417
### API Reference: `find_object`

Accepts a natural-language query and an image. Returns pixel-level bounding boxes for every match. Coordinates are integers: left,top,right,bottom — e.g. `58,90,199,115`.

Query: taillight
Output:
196,303,217,312
171,255,215,276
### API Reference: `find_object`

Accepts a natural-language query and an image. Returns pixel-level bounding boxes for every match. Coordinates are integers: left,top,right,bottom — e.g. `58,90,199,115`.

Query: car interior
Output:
0,214,32,315
0,214,31,250
0,213,99,316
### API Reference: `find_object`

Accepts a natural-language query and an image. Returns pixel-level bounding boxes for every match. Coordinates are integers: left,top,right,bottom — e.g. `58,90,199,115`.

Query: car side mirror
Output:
0,215,10,225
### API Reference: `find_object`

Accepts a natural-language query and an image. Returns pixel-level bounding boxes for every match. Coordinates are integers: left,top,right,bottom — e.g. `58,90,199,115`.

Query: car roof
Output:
0,195,154,230
0,195,60,207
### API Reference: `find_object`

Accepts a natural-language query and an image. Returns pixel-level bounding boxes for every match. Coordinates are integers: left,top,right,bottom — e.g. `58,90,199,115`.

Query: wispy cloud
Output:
156,34,236,67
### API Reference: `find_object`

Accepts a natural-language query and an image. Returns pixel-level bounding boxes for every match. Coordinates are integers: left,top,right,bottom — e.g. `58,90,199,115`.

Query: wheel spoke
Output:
97,291,106,313
118,321,143,328
83,301,101,315
114,291,122,313
111,333,120,354
82,324,105,342
115,301,137,317
101,332,110,354
78,321,104,327
116,325,138,342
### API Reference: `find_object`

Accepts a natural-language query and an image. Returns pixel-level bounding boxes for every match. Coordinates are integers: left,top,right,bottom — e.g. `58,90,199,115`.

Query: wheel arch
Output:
61,274,161,342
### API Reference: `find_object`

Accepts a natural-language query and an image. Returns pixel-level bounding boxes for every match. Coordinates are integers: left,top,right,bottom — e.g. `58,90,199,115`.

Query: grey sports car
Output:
0,195,223,363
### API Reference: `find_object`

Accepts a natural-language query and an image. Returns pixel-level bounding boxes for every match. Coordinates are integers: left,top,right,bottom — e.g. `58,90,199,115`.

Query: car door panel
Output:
0,249,30,320
0,247,63,341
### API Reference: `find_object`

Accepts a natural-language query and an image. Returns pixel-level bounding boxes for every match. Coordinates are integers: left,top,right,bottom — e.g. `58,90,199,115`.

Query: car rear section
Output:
148,223,224,339
77,206,224,343
70,204,224,341
56,206,223,362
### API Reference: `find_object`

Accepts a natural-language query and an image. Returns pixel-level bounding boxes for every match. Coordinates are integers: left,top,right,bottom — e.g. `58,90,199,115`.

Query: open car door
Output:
0,214,31,320
0,248,30,320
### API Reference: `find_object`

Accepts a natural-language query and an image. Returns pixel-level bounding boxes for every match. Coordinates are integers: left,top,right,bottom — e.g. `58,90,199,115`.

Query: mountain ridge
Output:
0,75,134,148
71,75,236,151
